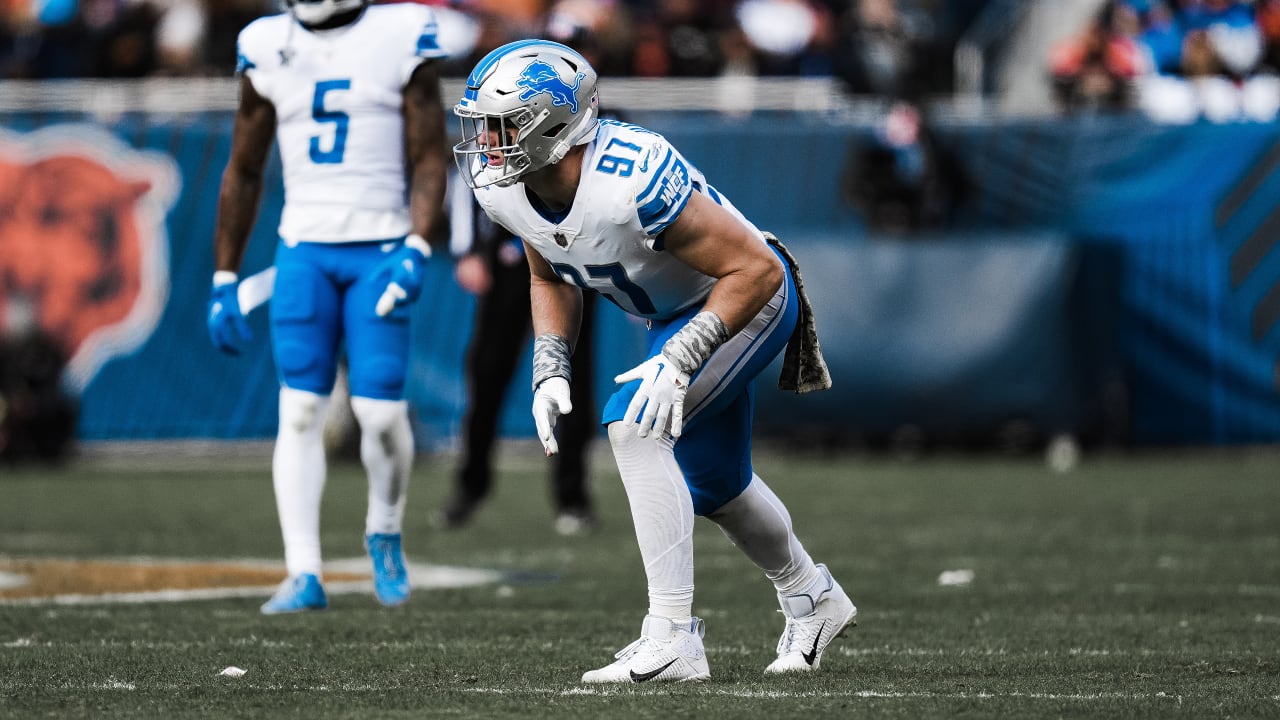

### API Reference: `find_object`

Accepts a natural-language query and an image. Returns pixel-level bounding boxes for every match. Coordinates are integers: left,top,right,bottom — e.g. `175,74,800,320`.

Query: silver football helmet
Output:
453,40,600,189
285,0,368,29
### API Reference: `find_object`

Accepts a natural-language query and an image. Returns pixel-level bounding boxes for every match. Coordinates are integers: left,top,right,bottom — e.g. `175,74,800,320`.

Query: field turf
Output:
1,443,1278,718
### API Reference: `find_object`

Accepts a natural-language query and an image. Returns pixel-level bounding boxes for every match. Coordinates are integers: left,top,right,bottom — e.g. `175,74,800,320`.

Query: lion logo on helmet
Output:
516,59,585,114
0,126,179,392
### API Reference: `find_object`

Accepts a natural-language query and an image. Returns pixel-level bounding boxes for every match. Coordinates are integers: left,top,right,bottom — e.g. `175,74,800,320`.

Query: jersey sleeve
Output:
397,4,448,87
234,17,277,98
633,134,695,241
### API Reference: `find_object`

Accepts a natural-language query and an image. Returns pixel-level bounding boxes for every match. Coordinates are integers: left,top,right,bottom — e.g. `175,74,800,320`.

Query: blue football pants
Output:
270,238,411,400
603,247,799,515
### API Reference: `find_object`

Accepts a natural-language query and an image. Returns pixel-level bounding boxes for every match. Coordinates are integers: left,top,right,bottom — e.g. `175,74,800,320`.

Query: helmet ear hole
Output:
541,123,567,138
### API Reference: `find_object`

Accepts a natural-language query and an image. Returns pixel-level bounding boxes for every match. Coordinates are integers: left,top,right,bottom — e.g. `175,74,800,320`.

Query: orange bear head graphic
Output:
0,127,179,391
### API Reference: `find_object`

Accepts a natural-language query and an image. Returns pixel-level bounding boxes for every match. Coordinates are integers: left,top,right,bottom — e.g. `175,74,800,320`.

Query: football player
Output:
207,0,448,613
452,40,857,681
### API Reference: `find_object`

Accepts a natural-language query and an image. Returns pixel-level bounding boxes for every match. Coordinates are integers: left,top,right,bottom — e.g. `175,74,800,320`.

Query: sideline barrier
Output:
1,108,1276,445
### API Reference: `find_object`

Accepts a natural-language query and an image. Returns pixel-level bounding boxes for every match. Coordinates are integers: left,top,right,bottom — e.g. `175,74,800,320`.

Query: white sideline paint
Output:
0,559,502,606
0,571,28,590
0,681,1220,703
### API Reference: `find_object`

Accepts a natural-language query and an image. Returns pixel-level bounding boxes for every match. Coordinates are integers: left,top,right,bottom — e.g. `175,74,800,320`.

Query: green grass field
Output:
2,443,1279,718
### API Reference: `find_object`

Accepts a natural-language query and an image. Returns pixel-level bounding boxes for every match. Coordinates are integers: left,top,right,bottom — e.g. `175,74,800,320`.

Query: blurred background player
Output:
437,167,599,536
206,0,448,613
453,40,855,682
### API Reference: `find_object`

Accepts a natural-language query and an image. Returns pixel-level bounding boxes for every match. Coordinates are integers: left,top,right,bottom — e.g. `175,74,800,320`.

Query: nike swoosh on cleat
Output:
630,658,678,682
802,621,827,666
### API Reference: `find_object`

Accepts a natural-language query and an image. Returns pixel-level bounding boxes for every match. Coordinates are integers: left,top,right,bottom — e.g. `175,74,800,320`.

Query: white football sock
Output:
607,422,695,621
706,474,822,597
273,387,330,578
350,396,414,536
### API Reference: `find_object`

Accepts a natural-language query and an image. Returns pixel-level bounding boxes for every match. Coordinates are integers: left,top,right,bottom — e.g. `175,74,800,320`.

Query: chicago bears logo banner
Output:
0,126,180,392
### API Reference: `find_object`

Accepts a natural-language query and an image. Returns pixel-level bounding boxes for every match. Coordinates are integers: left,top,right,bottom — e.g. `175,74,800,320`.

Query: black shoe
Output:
436,494,483,529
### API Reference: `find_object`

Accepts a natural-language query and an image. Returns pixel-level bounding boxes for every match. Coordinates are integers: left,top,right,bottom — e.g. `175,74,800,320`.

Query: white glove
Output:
532,376,573,456
614,353,690,439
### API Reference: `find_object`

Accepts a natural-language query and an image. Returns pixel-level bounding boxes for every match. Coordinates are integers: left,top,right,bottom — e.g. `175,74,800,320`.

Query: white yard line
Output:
466,687,1199,702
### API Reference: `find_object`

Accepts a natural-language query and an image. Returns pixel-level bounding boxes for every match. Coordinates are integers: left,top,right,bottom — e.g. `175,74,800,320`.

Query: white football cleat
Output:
765,563,857,673
581,615,711,683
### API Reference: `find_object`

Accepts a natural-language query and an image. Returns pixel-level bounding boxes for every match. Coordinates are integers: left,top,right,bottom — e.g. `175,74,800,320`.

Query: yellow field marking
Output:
0,557,365,601
0,556,505,605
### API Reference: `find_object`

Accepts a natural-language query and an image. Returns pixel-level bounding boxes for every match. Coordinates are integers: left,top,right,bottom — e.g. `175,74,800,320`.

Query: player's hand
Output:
615,353,690,439
455,254,492,295
207,273,252,356
532,377,572,456
376,234,432,317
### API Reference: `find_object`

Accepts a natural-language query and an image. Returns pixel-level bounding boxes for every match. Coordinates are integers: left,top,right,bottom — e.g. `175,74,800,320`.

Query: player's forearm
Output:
212,168,263,272
403,61,446,241
407,156,446,240
531,278,583,349
701,256,784,336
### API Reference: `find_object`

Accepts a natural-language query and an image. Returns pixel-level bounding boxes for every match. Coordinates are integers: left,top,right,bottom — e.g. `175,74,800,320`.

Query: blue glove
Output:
207,272,253,355
376,234,432,317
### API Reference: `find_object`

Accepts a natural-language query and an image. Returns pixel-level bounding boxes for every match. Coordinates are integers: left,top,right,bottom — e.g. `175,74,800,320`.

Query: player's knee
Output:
279,387,327,434
689,483,746,517
276,340,322,378
607,420,668,452
348,355,407,400
350,396,408,435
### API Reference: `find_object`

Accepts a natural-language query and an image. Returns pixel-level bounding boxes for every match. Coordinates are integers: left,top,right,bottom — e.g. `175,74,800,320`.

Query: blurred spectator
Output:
203,0,275,75
833,0,936,100
154,0,205,74
1259,0,1280,69
544,0,633,76
1048,1,1140,113
1,0,90,78
89,0,161,77
1133,1,1183,75
842,100,965,234
1,0,994,88
630,0,732,77
0,320,77,464
1130,0,1280,122
734,0,833,75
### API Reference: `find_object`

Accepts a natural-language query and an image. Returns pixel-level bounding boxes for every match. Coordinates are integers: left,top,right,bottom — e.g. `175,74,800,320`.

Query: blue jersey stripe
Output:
636,149,674,205
638,195,668,232
640,187,692,236
685,272,791,418
416,21,446,58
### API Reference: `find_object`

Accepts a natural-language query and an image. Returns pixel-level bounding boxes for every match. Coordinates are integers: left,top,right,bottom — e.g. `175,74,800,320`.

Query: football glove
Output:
532,376,573,456
207,272,252,356
615,352,690,439
375,234,432,317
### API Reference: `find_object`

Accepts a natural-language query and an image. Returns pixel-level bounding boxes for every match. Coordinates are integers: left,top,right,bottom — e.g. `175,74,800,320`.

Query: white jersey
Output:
236,4,446,244
474,119,766,320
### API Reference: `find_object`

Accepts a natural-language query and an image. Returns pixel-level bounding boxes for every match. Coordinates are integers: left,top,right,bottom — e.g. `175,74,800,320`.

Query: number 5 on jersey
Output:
311,79,351,164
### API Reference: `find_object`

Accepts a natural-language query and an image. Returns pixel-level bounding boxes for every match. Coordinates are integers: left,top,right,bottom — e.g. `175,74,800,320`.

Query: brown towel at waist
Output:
764,232,832,393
